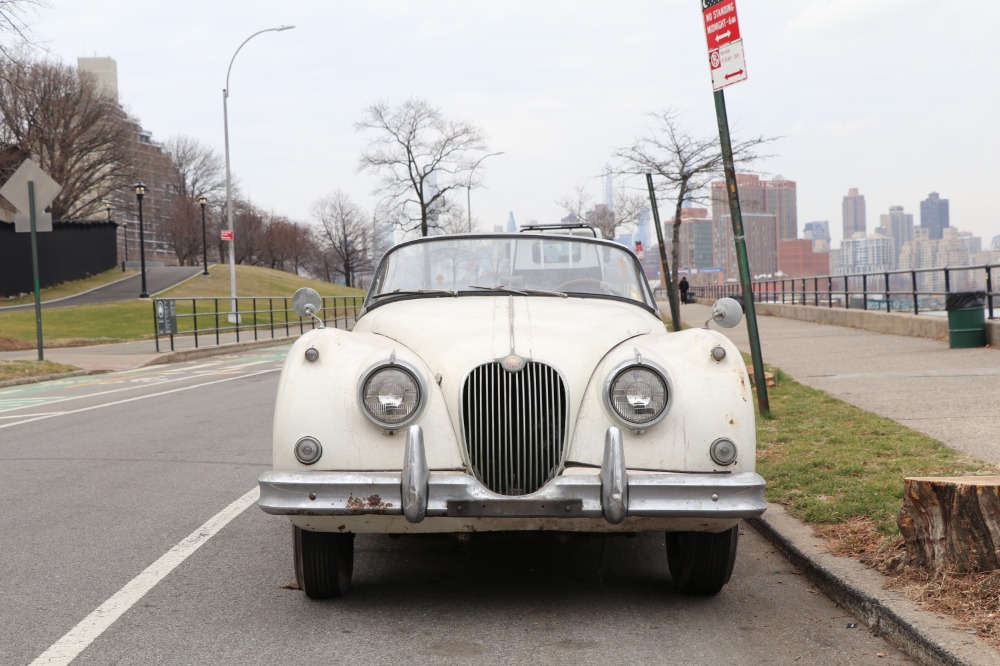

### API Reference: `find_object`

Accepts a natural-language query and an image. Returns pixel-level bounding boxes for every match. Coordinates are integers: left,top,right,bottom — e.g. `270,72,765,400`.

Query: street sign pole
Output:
28,181,44,361
702,0,768,413
713,91,768,413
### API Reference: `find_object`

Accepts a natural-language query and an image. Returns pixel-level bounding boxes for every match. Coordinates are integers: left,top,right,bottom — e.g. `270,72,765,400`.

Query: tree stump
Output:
897,476,1000,573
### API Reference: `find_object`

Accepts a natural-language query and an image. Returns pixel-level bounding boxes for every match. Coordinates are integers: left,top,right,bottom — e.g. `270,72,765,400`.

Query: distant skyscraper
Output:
842,188,866,239
880,205,913,268
710,173,792,278
802,220,830,239
834,234,893,276
77,56,119,100
920,192,949,240
764,176,798,241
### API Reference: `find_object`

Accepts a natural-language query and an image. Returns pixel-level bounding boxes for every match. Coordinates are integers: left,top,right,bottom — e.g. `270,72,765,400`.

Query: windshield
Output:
366,235,656,309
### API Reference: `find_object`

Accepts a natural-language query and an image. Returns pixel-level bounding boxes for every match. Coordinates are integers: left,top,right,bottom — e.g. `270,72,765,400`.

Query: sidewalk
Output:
3,304,1000,663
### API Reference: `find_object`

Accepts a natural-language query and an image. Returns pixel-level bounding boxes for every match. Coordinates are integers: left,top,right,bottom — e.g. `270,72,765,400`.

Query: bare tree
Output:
356,98,490,237
160,195,201,265
614,109,775,326
162,134,225,202
0,1,45,67
557,182,648,240
0,58,135,219
312,189,372,287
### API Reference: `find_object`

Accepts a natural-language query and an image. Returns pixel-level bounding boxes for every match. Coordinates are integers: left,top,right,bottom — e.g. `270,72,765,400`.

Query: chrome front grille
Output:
461,361,568,496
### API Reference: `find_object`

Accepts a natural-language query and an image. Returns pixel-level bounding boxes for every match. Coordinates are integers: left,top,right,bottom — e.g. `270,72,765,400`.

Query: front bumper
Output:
258,426,766,525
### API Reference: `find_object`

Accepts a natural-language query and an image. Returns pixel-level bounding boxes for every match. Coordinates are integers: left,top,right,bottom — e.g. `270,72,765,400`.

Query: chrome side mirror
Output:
292,287,324,329
706,297,743,329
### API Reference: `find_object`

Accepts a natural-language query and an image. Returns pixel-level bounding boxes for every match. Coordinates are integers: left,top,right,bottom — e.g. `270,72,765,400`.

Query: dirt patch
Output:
0,337,35,352
816,517,1000,649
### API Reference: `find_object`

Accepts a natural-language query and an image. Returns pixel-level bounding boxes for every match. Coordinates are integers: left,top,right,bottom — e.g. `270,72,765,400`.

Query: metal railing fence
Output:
153,295,365,352
675,263,997,320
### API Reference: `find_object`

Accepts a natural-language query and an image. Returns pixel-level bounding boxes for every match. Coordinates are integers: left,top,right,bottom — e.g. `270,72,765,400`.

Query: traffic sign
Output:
703,0,741,49
703,0,747,91
221,229,234,241
0,158,62,232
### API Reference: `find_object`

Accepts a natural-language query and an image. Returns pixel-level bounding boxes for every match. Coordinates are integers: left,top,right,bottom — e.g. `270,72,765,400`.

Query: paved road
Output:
0,266,203,311
0,349,917,665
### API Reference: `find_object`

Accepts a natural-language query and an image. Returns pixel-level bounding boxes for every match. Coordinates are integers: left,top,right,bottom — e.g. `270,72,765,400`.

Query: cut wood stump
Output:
746,368,775,388
897,476,1000,573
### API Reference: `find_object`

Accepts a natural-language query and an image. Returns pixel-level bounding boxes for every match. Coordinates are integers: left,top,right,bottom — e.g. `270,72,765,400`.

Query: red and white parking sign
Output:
221,229,234,241
703,0,747,91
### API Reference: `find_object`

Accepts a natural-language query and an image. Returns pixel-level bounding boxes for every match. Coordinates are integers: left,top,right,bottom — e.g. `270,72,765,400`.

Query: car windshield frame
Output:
362,233,658,315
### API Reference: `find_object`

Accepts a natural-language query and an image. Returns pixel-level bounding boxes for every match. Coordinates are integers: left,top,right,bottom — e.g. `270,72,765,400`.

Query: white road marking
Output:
0,362,281,414
30,487,260,666
0,368,279,430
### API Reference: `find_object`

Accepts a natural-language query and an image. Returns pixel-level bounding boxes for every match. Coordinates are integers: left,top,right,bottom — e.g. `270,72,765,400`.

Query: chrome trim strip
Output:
600,427,628,524
401,425,429,523
258,469,766,519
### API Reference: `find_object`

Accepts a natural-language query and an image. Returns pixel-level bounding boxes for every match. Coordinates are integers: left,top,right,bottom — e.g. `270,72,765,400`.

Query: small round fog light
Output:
304,347,319,362
711,345,726,361
294,436,322,465
710,437,737,466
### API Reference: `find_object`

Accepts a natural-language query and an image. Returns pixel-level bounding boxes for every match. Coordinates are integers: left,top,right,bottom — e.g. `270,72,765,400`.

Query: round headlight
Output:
606,364,669,428
360,365,422,429
294,436,322,465
710,437,738,466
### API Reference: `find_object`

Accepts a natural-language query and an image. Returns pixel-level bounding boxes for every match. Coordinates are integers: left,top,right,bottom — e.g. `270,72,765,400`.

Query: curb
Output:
748,504,998,666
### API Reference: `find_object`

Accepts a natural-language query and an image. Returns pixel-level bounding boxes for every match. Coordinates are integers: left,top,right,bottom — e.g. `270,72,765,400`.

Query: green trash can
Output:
945,291,986,349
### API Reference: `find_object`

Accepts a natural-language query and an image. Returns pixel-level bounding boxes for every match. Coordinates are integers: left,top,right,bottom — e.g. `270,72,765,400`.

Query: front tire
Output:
294,526,355,599
665,525,739,596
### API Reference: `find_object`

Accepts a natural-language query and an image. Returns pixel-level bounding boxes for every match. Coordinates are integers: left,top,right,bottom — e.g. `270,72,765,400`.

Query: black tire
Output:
293,526,355,599
665,525,739,596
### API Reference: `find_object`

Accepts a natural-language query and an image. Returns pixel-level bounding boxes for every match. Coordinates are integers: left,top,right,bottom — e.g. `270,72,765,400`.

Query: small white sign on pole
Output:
702,0,748,91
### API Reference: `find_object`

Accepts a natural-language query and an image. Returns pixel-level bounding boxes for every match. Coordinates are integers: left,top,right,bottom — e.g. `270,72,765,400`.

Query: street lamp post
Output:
466,151,504,232
133,183,148,298
198,197,209,276
223,24,294,322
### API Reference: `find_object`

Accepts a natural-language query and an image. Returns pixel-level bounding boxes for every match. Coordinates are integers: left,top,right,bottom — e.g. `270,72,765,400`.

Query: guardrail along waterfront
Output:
152,295,364,352
688,262,997,320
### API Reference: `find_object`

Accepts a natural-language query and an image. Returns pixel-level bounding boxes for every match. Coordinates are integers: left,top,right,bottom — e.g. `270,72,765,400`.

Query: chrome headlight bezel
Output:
602,359,672,430
357,359,427,431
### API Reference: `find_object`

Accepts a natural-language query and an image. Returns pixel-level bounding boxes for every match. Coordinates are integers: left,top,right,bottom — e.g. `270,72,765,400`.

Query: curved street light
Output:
466,151,504,232
222,24,294,322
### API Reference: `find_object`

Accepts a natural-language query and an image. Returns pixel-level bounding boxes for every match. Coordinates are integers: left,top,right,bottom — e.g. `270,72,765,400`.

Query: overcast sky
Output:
30,0,1000,247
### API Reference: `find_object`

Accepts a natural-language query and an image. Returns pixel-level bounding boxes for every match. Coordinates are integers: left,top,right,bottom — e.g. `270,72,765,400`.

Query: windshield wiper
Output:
369,288,457,300
468,285,567,298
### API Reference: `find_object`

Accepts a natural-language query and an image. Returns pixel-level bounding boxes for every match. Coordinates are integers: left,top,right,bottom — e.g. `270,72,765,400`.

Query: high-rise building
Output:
667,206,714,271
833,234,894,276
802,220,831,252
77,56,119,100
777,240,829,278
879,205,913,268
920,192,949,240
764,176,798,241
899,227,975,294
842,188,866,239
710,174,791,279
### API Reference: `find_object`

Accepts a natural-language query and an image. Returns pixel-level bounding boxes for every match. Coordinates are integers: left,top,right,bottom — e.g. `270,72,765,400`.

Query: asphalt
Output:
2,298,999,665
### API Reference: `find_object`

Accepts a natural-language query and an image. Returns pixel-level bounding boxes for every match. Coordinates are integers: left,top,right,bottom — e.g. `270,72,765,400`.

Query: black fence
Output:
0,221,118,297
677,263,998,320
153,295,365,352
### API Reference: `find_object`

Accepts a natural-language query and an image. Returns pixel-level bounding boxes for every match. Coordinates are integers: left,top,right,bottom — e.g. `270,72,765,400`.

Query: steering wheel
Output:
556,278,619,295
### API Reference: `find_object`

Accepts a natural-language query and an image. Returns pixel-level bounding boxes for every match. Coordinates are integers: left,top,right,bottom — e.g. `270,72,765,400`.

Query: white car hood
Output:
357,296,656,386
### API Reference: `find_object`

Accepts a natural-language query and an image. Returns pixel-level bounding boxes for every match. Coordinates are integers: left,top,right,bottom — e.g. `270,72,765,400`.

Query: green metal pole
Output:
713,90,769,413
28,180,44,361
646,173,680,331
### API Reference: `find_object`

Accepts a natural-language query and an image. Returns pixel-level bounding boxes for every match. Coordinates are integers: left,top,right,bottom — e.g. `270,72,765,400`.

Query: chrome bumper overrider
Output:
258,426,767,524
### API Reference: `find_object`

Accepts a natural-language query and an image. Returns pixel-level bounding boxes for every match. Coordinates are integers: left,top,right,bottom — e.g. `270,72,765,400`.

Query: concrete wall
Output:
749,301,999,346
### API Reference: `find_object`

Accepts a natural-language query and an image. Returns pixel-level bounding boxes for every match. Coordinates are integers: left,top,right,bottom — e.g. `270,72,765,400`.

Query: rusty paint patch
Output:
346,493,394,513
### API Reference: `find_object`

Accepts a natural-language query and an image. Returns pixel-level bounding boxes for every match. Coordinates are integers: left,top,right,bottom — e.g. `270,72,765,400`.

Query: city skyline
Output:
31,1,1000,247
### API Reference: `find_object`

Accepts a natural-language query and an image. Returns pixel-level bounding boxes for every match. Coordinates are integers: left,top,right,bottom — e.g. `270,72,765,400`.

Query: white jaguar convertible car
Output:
258,231,765,598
